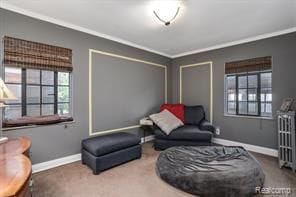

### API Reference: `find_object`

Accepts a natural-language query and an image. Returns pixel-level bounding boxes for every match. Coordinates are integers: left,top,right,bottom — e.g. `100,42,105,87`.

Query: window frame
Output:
3,66,72,120
57,72,71,115
225,70,272,117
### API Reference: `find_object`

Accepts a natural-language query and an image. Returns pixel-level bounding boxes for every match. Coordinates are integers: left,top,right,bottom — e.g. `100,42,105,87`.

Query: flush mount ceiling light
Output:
153,1,181,26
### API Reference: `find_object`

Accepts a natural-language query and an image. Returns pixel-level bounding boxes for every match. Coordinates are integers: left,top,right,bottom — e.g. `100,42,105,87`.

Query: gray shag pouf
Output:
156,146,265,197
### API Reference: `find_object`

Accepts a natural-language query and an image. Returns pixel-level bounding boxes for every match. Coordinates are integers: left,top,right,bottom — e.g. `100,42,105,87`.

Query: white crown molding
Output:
213,137,278,157
1,2,295,59
0,2,171,58
32,135,154,173
172,27,296,58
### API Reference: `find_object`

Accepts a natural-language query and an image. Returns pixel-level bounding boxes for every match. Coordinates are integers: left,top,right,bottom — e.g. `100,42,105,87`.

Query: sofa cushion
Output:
150,109,184,135
160,104,184,122
154,139,212,150
3,115,73,128
184,105,205,125
82,132,140,157
200,120,216,133
154,125,212,141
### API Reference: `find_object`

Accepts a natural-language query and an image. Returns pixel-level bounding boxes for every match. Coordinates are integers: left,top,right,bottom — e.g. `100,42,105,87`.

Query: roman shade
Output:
225,56,271,74
3,36,73,72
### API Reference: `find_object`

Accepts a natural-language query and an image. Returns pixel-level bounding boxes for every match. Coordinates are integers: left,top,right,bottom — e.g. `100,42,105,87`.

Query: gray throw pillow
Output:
150,109,184,135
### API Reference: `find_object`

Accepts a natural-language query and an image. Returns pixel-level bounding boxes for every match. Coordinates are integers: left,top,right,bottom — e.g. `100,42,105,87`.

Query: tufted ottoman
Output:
156,146,265,197
82,132,141,174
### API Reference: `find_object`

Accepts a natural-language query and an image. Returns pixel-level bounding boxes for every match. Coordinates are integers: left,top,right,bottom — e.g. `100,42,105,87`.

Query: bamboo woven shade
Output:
3,36,73,72
225,56,271,74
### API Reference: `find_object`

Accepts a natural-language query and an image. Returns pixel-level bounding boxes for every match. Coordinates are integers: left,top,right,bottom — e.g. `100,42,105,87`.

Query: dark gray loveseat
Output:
154,105,215,150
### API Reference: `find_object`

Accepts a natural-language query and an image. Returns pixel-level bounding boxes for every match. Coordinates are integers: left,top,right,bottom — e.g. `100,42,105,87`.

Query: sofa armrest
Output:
199,120,216,133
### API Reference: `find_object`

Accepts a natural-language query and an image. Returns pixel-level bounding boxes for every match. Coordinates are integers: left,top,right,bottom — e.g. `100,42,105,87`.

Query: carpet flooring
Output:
32,143,296,197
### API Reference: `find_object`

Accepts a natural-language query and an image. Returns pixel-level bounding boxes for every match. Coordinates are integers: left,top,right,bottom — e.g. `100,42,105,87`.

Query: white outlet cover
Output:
215,127,220,135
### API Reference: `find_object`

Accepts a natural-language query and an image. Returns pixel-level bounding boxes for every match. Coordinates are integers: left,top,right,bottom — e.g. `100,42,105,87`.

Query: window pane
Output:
58,103,70,115
266,94,272,102
4,105,22,119
238,76,247,88
261,103,265,112
58,72,69,85
238,89,247,101
27,105,40,116
226,76,236,89
5,84,22,104
248,89,257,101
227,102,236,114
261,88,272,102
266,103,272,113
248,75,257,88
27,86,40,104
27,69,40,84
42,70,54,85
58,86,69,102
227,89,236,101
248,102,258,115
239,102,247,114
5,67,21,83
42,86,54,103
261,94,265,102
261,72,272,88
261,103,272,117
42,104,54,115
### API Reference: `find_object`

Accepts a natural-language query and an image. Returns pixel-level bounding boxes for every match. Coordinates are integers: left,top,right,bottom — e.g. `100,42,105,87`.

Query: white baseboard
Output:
213,137,278,157
32,136,277,173
141,135,155,143
32,153,81,173
32,135,154,173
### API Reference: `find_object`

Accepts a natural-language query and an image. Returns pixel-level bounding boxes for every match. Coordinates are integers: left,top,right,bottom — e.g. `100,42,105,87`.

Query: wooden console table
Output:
0,137,32,197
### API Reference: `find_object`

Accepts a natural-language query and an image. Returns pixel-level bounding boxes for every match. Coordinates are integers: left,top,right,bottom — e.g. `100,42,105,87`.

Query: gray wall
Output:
91,53,166,133
181,64,211,120
172,32,296,149
1,8,295,164
0,9,172,164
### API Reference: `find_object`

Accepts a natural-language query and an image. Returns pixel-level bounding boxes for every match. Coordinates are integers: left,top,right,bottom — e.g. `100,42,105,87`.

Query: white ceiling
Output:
1,0,296,58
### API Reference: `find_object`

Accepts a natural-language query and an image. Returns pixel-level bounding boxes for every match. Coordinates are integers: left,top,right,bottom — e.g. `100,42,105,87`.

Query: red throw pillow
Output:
160,104,184,123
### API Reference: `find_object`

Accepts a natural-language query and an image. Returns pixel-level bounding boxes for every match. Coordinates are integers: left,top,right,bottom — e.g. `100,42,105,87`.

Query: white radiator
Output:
277,111,296,172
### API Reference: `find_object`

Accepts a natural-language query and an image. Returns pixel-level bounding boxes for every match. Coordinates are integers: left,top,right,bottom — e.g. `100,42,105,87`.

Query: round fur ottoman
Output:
156,146,265,197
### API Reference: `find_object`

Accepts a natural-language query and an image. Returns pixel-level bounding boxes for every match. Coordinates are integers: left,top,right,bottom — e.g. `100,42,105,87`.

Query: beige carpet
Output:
33,143,296,197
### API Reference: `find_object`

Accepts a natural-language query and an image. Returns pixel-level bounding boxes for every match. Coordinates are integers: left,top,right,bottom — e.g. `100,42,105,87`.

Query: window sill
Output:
2,121,76,132
223,114,274,120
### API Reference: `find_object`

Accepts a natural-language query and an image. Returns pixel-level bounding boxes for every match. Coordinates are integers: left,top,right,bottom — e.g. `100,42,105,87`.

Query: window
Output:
4,67,71,120
225,72,272,117
224,56,272,117
2,36,73,126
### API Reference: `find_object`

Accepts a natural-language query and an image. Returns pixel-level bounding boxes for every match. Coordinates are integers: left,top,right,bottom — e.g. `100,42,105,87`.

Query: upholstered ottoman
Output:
81,132,141,174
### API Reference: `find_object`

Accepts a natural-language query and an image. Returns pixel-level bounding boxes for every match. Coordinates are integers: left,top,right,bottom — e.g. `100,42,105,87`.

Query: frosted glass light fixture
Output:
153,0,181,26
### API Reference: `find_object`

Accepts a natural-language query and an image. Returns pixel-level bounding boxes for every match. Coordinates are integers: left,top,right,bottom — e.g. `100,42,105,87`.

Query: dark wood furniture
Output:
0,137,32,197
